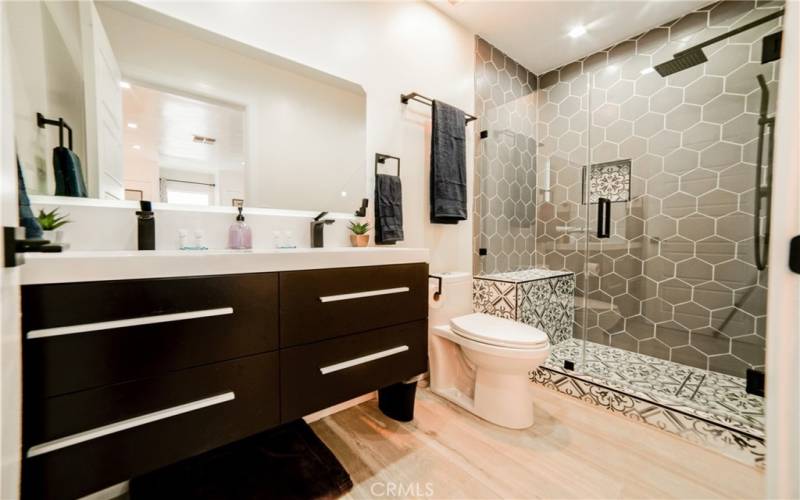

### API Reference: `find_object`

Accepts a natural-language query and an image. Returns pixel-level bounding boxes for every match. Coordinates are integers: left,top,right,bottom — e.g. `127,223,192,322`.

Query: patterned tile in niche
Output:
586,160,632,203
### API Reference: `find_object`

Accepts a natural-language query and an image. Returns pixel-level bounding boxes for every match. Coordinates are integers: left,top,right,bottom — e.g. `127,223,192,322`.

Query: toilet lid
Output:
450,313,549,349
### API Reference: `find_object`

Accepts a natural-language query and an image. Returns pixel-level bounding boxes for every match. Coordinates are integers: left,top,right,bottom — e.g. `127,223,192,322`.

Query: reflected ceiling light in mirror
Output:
127,122,138,129
568,25,587,38
119,81,131,89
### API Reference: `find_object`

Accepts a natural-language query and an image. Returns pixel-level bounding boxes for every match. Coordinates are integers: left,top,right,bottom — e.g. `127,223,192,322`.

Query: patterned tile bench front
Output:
472,269,575,345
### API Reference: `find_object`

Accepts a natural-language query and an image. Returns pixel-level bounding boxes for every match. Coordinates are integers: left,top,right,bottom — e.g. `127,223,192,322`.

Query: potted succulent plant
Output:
36,208,71,244
348,220,370,247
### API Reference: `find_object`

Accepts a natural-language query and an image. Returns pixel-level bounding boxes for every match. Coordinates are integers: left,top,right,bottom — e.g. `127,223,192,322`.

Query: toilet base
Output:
431,369,534,429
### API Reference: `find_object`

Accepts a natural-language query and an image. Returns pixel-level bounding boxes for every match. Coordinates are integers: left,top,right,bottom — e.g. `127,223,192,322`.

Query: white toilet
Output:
428,272,550,429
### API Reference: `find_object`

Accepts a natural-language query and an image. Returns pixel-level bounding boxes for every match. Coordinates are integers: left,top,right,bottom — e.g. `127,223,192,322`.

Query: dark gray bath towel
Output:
53,146,88,197
17,156,43,239
430,100,467,224
375,173,404,244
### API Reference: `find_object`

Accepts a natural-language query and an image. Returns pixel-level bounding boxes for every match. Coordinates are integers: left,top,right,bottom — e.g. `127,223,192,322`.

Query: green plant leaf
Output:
348,220,370,235
36,208,71,230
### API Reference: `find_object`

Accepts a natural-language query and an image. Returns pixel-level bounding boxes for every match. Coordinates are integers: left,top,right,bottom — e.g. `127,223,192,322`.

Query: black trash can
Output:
378,380,418,422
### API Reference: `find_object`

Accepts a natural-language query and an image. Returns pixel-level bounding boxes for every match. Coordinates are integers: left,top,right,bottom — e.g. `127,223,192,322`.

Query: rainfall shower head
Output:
654,48,708,77
653,9,783,78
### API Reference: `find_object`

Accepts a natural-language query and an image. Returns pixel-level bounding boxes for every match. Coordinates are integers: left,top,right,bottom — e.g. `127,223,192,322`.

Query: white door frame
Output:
0,1,22,497
765,1,800,499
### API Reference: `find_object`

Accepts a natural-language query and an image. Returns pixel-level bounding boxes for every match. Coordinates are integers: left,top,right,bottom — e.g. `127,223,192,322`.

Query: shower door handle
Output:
597,198,611,239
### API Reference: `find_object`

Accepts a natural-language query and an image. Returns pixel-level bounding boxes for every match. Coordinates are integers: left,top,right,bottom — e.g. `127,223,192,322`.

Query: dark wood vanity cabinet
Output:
280,263,428,346
21,262,428,500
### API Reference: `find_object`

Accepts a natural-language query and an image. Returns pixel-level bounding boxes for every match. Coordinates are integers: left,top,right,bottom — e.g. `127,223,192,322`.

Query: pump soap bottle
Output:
228,206,252,250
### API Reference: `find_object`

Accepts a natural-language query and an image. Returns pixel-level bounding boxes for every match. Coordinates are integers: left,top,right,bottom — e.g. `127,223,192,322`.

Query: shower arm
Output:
673,9,784,59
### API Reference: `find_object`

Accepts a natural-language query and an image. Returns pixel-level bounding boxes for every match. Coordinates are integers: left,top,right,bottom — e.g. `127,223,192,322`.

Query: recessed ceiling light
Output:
640,67,655,75
132,144,141,150
341,191,348,197
568,25,587,38
127,122,138,129
119,81,131,89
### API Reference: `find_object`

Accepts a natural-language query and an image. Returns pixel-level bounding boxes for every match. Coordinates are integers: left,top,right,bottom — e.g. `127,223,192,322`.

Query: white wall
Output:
134,0,476,272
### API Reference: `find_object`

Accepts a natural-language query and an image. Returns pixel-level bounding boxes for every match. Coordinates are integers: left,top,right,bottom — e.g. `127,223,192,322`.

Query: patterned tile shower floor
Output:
543,339,765,438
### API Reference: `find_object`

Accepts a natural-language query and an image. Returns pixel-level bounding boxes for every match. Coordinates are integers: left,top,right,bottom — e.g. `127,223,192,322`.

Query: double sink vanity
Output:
20,248,429,500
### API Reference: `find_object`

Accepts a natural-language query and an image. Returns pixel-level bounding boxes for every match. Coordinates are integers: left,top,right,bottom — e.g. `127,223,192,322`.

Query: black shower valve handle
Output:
596,197,611,239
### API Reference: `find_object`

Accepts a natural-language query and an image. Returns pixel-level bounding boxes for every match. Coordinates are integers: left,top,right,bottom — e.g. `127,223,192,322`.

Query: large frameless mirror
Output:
8,0,367,213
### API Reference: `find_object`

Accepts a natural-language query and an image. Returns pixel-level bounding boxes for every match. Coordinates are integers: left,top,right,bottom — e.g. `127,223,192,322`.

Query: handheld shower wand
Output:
753,74,774,271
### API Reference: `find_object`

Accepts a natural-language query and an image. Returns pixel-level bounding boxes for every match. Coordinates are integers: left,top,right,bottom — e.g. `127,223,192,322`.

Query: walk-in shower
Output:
475,0,783,461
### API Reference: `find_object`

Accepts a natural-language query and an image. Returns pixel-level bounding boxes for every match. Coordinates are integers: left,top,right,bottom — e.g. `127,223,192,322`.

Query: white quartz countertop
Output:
20,247,430,285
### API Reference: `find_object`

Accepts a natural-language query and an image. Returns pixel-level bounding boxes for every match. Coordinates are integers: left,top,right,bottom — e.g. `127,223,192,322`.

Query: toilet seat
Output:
449,313,549,349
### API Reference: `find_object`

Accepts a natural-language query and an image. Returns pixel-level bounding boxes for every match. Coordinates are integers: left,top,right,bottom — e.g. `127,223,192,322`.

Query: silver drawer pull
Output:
26,392,235,458
319,287,410,303
26,307,234,340
320,345,409,375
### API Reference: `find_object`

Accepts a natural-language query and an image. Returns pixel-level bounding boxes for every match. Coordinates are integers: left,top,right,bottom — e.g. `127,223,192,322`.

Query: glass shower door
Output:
581,5,780,431
533,68,591,366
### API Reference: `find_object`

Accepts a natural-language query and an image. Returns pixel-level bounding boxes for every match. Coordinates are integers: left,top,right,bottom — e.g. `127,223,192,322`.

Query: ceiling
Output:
122,83,245,173
429,0,707,74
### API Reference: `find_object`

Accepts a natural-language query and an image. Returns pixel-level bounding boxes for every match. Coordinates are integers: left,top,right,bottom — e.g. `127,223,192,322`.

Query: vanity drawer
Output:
22,273,278,397
280,320,427,421
22,352,279,500
279,263,428,347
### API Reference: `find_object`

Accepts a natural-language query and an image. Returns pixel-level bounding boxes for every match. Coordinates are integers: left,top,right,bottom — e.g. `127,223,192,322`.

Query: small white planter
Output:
41,230,64,244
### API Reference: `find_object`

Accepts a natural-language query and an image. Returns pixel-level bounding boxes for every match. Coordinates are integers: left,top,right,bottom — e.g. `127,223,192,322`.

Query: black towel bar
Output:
37,113,73,151
401,92,477,124
375,153,400,176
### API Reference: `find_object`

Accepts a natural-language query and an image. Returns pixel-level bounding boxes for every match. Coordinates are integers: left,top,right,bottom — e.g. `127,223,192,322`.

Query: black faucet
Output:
310,212,334,248
136,200,155,250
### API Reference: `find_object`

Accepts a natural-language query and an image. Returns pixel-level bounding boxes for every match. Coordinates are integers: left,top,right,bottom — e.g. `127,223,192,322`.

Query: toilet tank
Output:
429,272,473,328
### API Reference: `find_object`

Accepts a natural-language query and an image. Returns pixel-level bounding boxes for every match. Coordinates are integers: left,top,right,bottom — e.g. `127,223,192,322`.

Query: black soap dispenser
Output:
136,200,155,250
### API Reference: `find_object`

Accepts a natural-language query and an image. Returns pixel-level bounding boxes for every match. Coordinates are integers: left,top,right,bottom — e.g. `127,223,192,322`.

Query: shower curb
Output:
531,367,765,469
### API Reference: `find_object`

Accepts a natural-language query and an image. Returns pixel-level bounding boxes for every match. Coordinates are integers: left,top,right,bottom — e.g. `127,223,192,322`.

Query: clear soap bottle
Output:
228,206,252,249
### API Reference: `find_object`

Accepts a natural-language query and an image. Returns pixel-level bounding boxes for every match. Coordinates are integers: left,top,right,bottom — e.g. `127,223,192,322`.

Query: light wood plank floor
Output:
311,385,764,499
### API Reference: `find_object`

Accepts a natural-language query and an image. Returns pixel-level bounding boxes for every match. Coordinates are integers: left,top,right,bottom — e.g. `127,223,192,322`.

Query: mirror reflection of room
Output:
122,83,246,207
8,0,366,213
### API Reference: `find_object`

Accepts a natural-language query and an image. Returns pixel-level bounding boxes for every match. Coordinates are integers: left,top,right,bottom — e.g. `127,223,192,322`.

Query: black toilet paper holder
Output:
428,275,442,301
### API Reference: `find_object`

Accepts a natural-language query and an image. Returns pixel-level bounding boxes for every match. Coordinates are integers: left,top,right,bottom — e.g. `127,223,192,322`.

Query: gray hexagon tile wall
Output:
474,0,781,377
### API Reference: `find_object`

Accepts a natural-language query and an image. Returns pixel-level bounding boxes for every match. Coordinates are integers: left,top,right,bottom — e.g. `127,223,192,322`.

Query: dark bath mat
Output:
130,420,352,500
